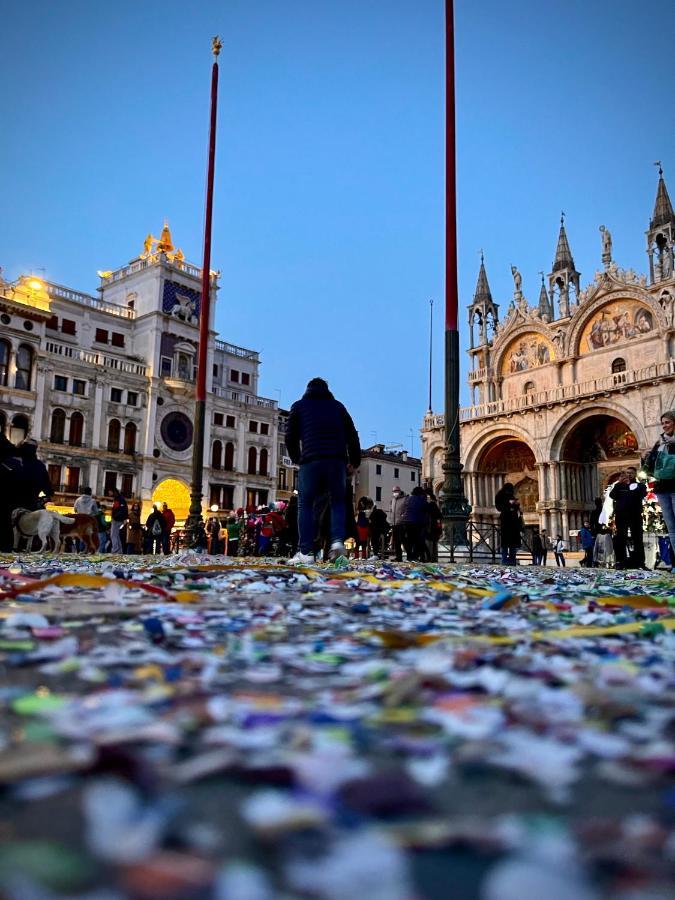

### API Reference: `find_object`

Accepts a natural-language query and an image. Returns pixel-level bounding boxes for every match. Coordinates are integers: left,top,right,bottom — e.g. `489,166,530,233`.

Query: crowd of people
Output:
3,395,675,570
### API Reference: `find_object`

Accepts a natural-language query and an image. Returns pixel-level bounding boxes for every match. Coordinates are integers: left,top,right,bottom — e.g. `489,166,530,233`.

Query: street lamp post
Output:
440,0,470,547
186,37,222,545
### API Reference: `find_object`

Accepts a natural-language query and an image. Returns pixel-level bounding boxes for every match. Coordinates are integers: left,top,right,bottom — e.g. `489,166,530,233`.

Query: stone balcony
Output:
423,358,675,429
45,341,148,377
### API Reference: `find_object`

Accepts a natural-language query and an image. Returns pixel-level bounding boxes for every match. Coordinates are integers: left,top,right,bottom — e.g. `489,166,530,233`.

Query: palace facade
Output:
0,224,278,520
422,168,675,539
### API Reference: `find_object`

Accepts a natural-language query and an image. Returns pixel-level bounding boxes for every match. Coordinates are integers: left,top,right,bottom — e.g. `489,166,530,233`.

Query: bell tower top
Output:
647,163,675,284
468,253,499,349
548,212,581,319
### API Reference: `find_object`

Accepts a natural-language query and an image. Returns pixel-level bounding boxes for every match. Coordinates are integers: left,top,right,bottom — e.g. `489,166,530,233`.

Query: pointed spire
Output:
651,163,675,229
473,251,493,303
537,273,551,319
552,211,576,273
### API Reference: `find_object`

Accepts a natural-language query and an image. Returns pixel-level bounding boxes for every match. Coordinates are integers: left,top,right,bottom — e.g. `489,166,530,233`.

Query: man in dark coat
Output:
16,439,53,510
285,378,361,563
495,482,522,565
610,468,647,568
0,436,24,551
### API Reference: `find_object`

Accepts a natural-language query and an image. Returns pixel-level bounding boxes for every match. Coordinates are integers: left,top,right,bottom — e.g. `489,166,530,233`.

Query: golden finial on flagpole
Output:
212,36,222,58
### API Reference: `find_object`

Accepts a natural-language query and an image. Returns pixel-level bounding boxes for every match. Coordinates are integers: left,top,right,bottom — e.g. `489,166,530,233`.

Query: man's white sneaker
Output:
289,551,315,565
328,541,346,562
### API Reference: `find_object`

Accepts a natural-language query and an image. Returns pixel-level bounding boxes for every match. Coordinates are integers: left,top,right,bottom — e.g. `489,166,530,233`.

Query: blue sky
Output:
1,0,672,454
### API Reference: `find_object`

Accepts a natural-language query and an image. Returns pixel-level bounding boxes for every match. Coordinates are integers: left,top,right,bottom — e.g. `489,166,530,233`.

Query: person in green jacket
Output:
226,516,240,556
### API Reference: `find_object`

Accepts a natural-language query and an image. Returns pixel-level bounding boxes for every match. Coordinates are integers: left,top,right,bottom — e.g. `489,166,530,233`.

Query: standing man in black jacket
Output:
610,467,647,568
285,378,361,563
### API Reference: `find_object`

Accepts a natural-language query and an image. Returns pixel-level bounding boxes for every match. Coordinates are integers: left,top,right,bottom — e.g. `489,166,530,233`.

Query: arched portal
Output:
151,478,191,524
554,413,640,532
473,436,538,525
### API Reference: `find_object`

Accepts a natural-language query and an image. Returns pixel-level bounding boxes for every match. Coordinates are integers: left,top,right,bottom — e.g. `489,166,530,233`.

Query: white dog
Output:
12,508,75,551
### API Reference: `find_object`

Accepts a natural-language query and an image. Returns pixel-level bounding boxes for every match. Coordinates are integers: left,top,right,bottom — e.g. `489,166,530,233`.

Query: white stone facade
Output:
355,445,422,511
422,172,675,541
0,228,278,519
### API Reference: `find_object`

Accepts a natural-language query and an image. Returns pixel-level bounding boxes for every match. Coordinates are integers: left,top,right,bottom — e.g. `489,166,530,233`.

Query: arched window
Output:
0,340,9,387
224,442,235,471
69,411,84,447
124,422,137,454
247,446,257,475
611,358,626,373
107,419,121,452
50,409,66,444
15,344,33,390
259,448,268,476
212,439,222,469
523,380,535,395
10,415,29,444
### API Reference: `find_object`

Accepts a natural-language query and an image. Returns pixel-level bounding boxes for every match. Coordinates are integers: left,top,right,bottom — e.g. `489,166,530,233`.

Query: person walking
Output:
369,506,388,559
355,497,372,559
424,490,442,563
404,486,429,561
285,378,361,564
126,502,143,554
495,482,522,565
554,534,566,567
579,520,595,567
16,439,53,510
390,487,409,562
610,469,647,569
645,409,675,573
95,506,110,553
110,488,128,554
145,504,166,554
531,529,545,566
161,502,176,554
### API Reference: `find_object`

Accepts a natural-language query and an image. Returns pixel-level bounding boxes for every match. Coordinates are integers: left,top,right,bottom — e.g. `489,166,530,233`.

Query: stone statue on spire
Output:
599,225,612,268
510,265,522,297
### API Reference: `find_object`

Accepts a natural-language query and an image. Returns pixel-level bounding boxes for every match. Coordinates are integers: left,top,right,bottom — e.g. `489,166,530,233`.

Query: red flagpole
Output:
188,36,221,539
445,0,458,332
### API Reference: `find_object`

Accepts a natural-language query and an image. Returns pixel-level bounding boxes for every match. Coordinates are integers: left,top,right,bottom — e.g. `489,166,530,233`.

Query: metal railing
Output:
440,521,499,563
101,255,203,284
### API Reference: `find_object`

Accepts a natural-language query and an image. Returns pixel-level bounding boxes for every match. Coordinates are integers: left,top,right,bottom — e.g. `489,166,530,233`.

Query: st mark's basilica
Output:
422,167,675,540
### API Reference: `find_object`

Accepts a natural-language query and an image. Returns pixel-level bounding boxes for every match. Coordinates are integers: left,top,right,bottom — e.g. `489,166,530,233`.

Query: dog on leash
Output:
12,508,74,551
57,513,99,553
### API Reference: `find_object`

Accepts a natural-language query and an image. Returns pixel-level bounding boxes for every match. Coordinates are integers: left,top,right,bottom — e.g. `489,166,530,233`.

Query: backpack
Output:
653,445,675,482
152,519,162,536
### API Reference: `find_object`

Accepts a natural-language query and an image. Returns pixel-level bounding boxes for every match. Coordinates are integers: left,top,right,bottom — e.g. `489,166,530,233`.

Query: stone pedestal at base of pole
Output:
439,453,471,554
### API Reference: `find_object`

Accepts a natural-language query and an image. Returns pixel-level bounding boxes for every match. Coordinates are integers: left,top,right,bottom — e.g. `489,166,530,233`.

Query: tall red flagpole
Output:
187,36,222,542
441,0,469,551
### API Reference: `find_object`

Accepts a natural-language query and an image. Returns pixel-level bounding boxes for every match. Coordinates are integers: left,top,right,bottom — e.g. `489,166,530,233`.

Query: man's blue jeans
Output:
656,491,675,566
298,459,346,555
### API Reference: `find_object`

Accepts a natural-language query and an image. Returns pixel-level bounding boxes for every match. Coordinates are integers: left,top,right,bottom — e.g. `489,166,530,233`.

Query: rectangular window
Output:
213,364,219,377
54,375,68,391
394,467,399,478
375,464,382,475
46,315,58,331
292,469,298,491
241,372,250,386
376,486,382,502
209,485,221,508
110,388,123,402
278,468,287,490
65,466,80,493
127,391,138,407
411,471,416,482
121,473,133,497
104,471,117,494
230,369,239,383
61,319,76,336
249,421,258,433
72,379,86,396
226,415,235,428
260,423,269,435
161,356,172,376
111,332,125,348
95,328,108,344
214,413,224,426
48,464,61,489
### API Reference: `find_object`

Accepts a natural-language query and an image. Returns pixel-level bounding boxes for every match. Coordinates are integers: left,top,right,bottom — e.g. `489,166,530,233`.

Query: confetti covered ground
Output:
1,553,675,899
